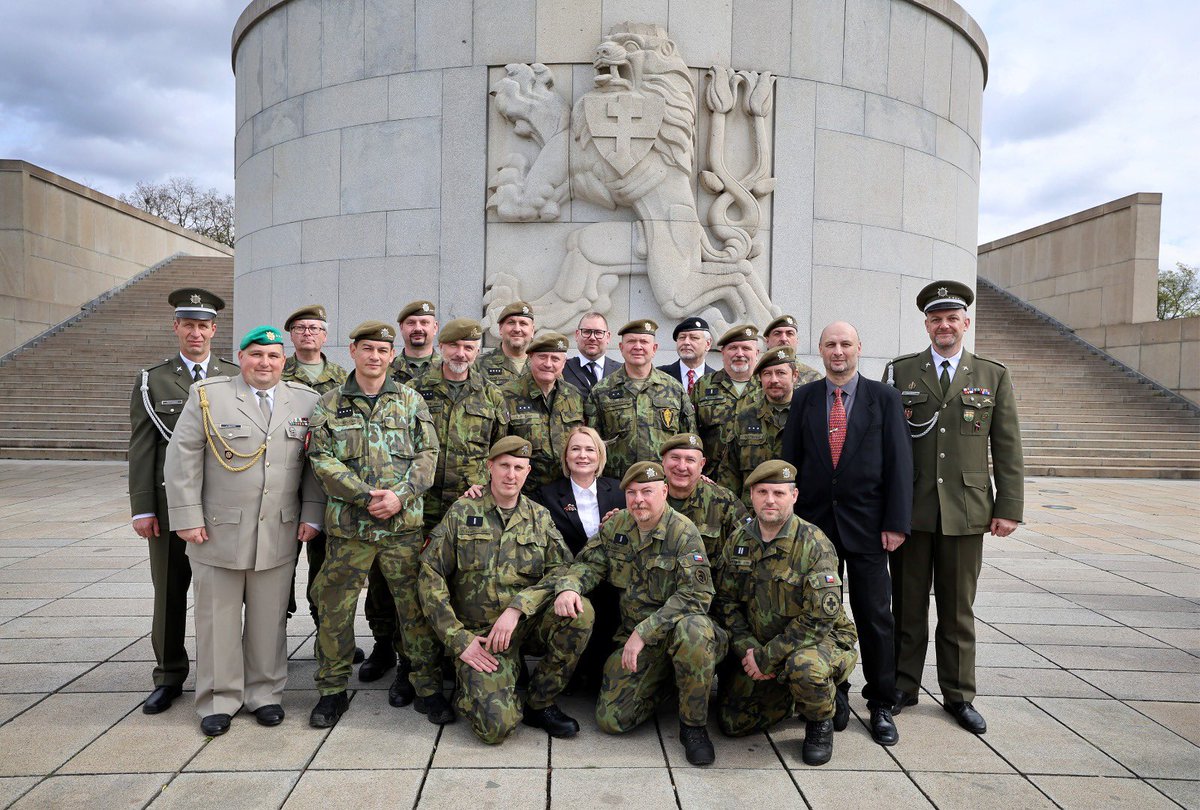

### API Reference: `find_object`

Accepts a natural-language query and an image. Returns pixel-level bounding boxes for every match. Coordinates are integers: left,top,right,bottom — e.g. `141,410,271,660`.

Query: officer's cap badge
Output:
937,286,948,297
266,330,276,341
190,294,201,304
381,327,392,338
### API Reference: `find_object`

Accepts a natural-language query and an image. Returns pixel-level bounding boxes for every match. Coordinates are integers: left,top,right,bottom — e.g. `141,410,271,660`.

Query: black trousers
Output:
832,540,896,710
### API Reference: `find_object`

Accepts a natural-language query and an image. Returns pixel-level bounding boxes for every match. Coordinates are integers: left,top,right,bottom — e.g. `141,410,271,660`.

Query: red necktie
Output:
686,368,696,394
829,388,846,467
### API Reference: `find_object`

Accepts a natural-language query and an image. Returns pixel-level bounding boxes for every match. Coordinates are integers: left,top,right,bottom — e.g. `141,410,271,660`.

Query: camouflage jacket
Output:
712,515,856,675
557,506,712,646
282,353,347,395
691,369,759,489
500,373,585,496
793,360,823,388
475,348,526,385
419,491,570,657
585,367,696,480
307,372,438,542
405,361,509,528
390,351,437,386
667,479,748,563
727,393,792,500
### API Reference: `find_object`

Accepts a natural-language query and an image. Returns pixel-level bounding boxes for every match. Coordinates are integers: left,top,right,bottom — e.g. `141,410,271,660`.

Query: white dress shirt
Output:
180,353,211,379
930,347,963,383
570,477,601,539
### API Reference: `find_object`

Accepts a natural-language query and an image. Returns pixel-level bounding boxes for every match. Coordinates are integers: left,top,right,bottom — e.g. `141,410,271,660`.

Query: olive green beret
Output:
497,301,534,323
754,346,796,375
349,320,396,343
744,460,797,489
527,332,570,354
717,323,760,347
284,304,328,330
620,461,666,490
763,314,798,336
618,319,658,336
438,318,483,343
240,325,285,350
658,433,704,457
488,435,533,460
169,287,224,320
917,280,974,312
397,300,436,323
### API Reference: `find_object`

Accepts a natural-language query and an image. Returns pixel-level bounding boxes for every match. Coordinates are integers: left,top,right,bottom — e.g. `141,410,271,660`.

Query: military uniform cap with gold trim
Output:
240,325,285,350
744,460,797,489
917,280,974,313
284,304,328,331
617,319,659,336
349,320,396,343
754,346,795,375
620,460,666,490
169,287,225,321
487,435,533,460
671,316,711,340
497,301,534,323
763,314,798,336
397,300,436,323
438,318,484,343
658,433,704,456
526,332,570,354
717,323,760,347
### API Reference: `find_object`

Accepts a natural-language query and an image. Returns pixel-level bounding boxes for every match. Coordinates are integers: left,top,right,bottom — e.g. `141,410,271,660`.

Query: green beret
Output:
168,287,224,321
527,332,570,354
917,280,974,313
764,314,798,336
488,435,533,460
240,325,285,350
349,320,396,343
717,323,760,347
497,301,534,323
438,318,484,343
620,461,666,490
284,304,328,330
658,433,704,457
744,460,797,489
618,319,658,336
754,346,796,375
397,300,436,323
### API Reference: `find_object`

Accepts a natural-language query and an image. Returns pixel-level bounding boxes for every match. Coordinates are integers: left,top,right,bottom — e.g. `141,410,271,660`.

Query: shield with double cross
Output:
581,91,666,175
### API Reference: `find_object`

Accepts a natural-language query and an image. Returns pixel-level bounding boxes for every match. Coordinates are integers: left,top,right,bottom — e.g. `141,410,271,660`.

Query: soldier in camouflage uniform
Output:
553,462,726,766
763,314,823,387
306,321,447,729
712,461,858,767
420,437,593,744
692,325,761,491
726,347,800,501
407,318,509,533
476,301,534,384
390,300,439,385
659,433,747,563
585,320,695,480
500,332,585,497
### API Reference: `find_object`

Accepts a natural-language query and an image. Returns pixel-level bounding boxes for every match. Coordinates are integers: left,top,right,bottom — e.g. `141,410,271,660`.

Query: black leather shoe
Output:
253,704,285,726
309,692,350,728
388,668,415,707
414,692,456,725
143,685,182,715
892,689,918,714
522,703,580,738
353,646,365,664
802,719,834,766
870,707,899,746
833,688,850,732
945,701,987,734
358,642,396,683
679,722,715,766
200,713,231,736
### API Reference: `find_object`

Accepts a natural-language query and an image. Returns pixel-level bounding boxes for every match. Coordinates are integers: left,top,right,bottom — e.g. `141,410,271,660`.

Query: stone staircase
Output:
974,280,1200,479
0,255,235,461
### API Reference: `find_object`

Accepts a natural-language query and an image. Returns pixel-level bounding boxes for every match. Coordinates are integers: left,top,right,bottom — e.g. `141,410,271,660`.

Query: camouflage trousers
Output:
454,598,595,745
596,614,728,732
313,531,439,696
716,640,858,737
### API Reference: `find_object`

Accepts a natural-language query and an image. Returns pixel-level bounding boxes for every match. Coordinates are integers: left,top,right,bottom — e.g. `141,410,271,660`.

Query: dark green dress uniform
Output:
420,490,593,744
667,479,748,564
585,367,696,480
712,514,858,736
129,352,238,690
476,348,527,385
883,348,1024,704
390,351,437,385
691,369,760,491
726,394,791,501
500,374,585,497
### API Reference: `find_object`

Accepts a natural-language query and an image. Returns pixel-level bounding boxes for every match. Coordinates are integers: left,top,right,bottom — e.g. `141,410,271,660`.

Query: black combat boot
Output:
522,703,580,738
309,692,350,728
388,659,415,707
358,642,396,682
414,692,456,725
802,719,834,766
679,722,716,766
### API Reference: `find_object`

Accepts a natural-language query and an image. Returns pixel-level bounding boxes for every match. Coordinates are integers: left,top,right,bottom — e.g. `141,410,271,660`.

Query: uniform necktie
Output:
257,390,272,422
192,363,203,382
939,360,951,396
829,388,846,467
686,368,696,395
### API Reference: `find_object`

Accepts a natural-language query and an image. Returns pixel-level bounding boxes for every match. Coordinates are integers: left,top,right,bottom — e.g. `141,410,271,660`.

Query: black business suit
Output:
781,374,912,709
656,360,715,389
562,356,620,396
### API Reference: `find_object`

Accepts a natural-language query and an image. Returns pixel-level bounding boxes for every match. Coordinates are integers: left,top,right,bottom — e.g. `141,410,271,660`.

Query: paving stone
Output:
676,767,802,806
0,693,39,724
1127,701,1200,746
112,637,194,663
549,694,665,768
0,692,140,776
149,771,299,809
1099,610,1200,629
1140,628,1200,651
912,772,1056,808
991,624,1168,648
185,692,328,772
0,661,95,692
431,710,548,768
970,667,1106,699
61,701,203,774
792,770,931,807
0,616,150,638
0,599,50,618
0,636,135,664
1031,645,1200,673
972,607,1117,626
1147,778,1200,808
63,661,195,693
416,768,545,809
0,777,38,807
551,768,675,807
884,700,1015,774
1073,670,1200,701
284,769,423,809
975,696,1127,776
308,689,437,770
1032,775,1182,809
9,773,168,809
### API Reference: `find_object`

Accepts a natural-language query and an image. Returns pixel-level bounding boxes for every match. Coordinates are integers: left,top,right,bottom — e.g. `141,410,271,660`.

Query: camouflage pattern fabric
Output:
793,361,823,387
475,349,525,385
282,353,347,395
585,367,696,480
690,370,760,491
726,395,792,501
389,351,437,385
500,373,585,496
667,479,748,564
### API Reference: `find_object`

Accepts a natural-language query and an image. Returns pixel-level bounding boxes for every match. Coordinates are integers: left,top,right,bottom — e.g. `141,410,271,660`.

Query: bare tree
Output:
119,177,234,247
1157,262,1200,320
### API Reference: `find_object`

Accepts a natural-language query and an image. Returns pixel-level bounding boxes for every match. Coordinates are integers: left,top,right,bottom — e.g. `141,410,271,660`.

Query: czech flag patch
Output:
693,554,705,562
824,574,836,583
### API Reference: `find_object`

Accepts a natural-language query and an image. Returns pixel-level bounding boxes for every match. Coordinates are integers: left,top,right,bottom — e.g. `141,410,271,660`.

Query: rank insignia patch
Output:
467,516,483,527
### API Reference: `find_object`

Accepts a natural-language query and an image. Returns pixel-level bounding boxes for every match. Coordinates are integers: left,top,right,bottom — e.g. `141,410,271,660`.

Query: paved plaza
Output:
0,461,1196,809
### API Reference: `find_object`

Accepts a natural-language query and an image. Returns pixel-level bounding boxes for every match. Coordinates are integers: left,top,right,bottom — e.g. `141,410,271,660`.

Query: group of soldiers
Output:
130,279,1023,768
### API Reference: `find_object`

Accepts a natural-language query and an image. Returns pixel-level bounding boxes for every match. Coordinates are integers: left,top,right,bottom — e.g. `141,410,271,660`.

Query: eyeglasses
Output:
577,329,608,338
290,325,326,334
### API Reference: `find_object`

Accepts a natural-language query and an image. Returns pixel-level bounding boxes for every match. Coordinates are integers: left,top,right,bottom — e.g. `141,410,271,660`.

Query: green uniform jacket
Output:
282,353,347,395
883,348,1024,536
557,507,712,646
726,394,791,500
390,351,437,385
792,361,823,388
307,372,439,542
475,348,526,385
419,491,570,657
500,373,585,496
585,367,696,479
128,354,239,525
713,515,856,675
691,369,759,489
667,479,749,563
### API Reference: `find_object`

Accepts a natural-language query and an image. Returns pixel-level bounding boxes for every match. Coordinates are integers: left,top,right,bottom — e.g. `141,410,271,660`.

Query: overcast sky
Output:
0,0,1194,268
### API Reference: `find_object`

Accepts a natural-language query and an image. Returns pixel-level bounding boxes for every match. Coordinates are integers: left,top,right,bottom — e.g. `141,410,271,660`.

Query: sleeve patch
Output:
694,567,709,585
821,591,841,617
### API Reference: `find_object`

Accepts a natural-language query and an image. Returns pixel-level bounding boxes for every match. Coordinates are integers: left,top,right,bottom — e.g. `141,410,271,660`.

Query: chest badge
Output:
661,408,676,429
963,409,975,422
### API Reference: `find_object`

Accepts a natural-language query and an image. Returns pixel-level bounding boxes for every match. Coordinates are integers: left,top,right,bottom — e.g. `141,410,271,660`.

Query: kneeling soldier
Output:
712,461,858,767
420,437,593,744
553,462,726,766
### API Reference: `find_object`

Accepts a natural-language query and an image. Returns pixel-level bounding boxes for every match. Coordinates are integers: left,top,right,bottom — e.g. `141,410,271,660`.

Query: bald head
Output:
819,321,860,345
818,321,862,383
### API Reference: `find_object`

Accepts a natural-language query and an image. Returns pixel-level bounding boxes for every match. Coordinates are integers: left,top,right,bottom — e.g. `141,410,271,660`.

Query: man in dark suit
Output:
562,312,619,395
657,317,715,394
782,321,912,747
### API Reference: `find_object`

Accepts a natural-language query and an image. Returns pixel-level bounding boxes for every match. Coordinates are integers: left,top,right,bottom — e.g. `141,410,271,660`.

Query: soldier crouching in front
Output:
552,462,726,767
419,437,593,744
712,461,858,767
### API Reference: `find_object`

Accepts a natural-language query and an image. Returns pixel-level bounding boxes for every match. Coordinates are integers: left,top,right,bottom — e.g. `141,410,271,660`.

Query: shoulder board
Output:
889,351,921,364
968,353,1007,369
216,356,236,365
282,380,319,393
195,375,231,387
145,357,173,371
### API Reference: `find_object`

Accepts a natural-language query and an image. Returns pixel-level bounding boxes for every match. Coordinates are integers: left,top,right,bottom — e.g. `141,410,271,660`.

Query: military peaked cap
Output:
917,280,974,313
169,288,224,321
